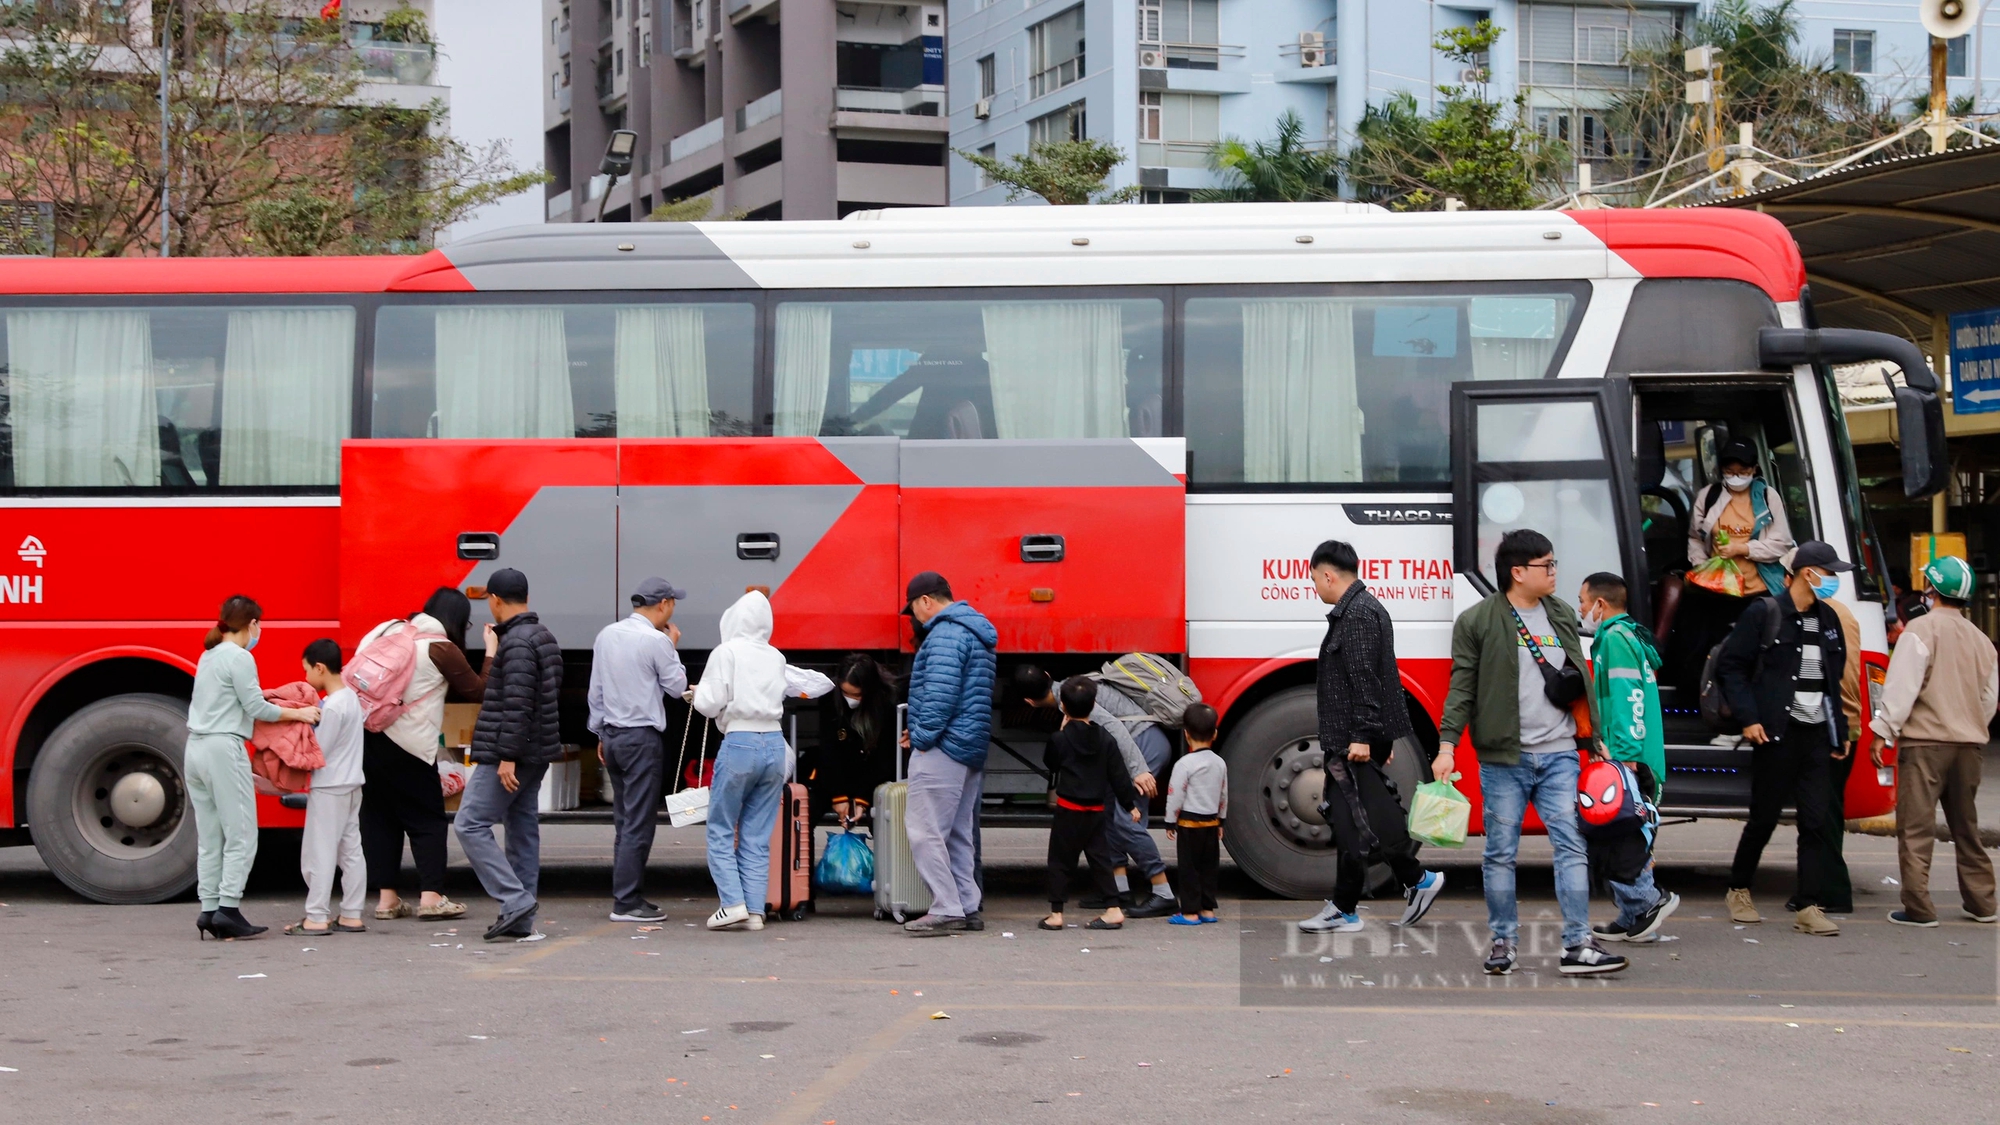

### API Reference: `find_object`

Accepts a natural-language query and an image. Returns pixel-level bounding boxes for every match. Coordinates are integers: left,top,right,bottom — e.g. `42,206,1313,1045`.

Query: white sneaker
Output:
706,904,751,931
746,913,765,931
1297,900,1339,932
1298,909,1364,934
1398,871,1445,927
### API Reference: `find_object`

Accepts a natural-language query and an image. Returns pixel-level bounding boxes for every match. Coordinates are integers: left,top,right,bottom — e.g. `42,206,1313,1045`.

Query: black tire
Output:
1220,686,1436,901
26,694,197,904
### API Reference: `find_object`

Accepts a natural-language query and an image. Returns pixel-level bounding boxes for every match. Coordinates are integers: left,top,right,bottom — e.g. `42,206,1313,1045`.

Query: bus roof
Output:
0,206,1805,303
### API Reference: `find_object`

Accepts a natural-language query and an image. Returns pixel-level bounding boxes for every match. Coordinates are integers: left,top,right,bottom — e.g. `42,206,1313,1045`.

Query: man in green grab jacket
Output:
1579,572,1679,944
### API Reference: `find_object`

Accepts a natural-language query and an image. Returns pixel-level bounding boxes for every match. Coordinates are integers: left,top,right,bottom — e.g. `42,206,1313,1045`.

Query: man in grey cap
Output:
588,577,689,923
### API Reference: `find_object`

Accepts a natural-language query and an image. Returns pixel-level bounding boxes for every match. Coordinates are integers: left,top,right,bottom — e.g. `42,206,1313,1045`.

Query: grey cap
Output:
631,576,687,606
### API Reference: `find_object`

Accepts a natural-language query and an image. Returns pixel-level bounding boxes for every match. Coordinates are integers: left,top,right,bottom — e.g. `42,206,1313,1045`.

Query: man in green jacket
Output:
1433,529,1625,976
1579,572,1679,944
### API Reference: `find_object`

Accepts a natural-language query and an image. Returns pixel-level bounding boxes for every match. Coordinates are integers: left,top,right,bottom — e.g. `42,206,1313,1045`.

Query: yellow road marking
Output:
468,920,627,977
761,1007,928,1125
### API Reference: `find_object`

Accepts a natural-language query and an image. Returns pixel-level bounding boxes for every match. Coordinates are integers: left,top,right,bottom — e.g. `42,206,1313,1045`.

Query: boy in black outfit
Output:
1042,676,1141,932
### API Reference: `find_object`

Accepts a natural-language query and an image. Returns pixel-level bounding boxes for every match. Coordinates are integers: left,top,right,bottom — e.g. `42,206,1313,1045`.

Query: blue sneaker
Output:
1298,909,1363,934
1397,870,1445,927
1168,914,1202,926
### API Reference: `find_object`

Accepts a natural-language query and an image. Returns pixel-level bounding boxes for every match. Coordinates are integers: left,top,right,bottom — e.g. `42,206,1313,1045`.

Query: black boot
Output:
196,910,216,940
209,906,268,940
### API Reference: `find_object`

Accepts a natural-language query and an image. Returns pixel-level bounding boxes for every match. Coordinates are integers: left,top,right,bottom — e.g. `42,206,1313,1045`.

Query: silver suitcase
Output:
872,704,932,923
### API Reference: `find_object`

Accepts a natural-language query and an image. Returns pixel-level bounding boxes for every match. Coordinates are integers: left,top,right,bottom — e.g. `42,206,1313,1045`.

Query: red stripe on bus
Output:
0,253,462,295
1564,208,1806,303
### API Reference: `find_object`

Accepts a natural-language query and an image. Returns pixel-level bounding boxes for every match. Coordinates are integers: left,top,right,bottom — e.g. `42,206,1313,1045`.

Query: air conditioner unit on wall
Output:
1138,45,1167,70
1298,30,1326,68
1459,66,1486,83
973,98,991,119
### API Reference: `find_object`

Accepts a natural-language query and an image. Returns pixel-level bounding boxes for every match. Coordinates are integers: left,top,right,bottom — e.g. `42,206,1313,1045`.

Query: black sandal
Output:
1086,918,1123,930
282,919,330,936
329,921,368,933
1038,918,1065,931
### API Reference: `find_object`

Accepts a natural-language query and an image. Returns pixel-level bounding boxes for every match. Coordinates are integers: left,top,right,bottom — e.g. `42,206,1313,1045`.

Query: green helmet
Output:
1923,555,1976,602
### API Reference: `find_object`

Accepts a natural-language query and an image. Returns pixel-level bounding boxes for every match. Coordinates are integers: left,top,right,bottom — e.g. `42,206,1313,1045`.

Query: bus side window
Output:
1607,279,1778,376
370,299,756,439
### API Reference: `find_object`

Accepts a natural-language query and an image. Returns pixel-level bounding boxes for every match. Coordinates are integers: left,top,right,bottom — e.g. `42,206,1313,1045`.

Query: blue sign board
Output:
1950,307,2000,415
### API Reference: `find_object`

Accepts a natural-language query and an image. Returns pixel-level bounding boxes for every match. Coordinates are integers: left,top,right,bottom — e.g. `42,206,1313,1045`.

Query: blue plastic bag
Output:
815,828,875,895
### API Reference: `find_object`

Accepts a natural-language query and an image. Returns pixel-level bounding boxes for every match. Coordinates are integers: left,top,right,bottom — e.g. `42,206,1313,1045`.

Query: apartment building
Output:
949,1,2000,207
542,0,949,222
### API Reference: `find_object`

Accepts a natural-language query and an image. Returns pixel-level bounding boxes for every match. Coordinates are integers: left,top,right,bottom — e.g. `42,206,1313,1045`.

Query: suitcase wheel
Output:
873,908,887,921
789,907,808,922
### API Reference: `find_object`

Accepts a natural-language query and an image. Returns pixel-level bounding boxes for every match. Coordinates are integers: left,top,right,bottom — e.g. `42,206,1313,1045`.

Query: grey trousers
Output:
905,748,983,918
301,784,366,923
601,725,665,912
454,759,549,918
185,732,259,910
1103,724,1170,882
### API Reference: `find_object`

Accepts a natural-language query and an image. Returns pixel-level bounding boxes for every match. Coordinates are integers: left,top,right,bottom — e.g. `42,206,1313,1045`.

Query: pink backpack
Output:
349,621,446,733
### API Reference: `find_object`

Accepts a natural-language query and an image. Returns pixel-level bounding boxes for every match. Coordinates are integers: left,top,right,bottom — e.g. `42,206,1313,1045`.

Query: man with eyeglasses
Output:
1434,529,1626,976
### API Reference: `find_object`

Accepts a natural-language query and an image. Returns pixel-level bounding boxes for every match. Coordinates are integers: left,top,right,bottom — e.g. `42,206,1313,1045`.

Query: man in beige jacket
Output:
1870,556,1998,927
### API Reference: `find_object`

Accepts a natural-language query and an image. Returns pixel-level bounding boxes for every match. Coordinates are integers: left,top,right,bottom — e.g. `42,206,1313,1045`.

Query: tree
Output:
0,1,544,256
1194,109,1339,202
954,139,1141,205
1342,20,1568,210
649,190,746,222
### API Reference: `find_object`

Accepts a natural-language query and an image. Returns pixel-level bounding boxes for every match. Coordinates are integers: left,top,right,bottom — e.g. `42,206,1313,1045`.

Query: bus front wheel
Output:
26,694,197,904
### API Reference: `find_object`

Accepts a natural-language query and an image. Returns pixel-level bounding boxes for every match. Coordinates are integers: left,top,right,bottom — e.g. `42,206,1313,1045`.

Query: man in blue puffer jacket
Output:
898,571,998,935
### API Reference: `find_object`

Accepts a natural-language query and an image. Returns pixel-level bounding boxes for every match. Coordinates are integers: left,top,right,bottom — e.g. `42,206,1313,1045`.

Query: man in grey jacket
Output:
1012,665,1177,917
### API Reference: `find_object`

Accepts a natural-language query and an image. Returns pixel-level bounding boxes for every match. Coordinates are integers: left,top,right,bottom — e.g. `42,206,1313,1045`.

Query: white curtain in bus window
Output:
218,308,354,485
774,303,833,437
1240,300,1361,483
434,307,574,438
1473,399,1621,590
1468,296,1568,380
614,306,710,437
5,310,160,487
981,302,1128,439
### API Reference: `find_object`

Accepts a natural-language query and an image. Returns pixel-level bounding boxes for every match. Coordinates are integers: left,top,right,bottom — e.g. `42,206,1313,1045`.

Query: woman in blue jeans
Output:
693,591,791,931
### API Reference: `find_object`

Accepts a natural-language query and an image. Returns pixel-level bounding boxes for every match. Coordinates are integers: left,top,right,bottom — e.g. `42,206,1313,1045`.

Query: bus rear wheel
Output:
1222,686,1432,901
26,694,197,904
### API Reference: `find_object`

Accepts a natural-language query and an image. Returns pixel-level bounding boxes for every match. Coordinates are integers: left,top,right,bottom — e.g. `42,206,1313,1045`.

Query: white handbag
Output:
666,708,711,828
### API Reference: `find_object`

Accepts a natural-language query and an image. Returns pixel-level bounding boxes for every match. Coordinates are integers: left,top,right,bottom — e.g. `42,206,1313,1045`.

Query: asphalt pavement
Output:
1,763,1996,1124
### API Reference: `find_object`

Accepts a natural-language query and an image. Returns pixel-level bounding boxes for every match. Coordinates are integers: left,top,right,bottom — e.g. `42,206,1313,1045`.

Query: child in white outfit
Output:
293,639,368,934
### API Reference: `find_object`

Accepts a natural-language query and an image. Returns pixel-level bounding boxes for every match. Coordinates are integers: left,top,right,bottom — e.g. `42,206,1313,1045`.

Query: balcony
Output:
353,41,435,85
736,88,782,132
557,84,571,115
669,117,724,163
1137,139,1215,170
835,85,943,116
557,20,571,57
1275,36,1339,84
726,0,778,23
670,0,697,57
1140,42,1251,95
547,188,572,220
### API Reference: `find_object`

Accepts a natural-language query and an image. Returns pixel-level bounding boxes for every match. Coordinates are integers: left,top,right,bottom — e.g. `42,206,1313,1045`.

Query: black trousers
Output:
360,731,450,895
601,725,666,912
1047,805,1120,910
1793,743,1855,913
1325,745,1425,914
1174,825,1221,914
1729,721,1837,908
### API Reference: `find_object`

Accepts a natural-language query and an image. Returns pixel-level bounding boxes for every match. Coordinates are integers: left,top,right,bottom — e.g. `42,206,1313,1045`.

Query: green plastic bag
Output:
1407,772,1471,849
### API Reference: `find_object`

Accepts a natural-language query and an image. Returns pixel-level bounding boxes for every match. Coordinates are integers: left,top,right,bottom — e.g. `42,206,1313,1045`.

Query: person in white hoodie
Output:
694,591,790,931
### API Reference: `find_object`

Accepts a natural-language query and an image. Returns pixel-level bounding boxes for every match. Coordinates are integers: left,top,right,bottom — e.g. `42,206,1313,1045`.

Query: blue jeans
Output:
1103,725,1171,881
705,730,788,914
1609,862,1661,929
1480,752,1592,949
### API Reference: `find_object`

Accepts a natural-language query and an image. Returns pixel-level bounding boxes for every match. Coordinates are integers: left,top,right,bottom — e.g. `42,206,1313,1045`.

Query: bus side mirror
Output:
1759,327,1948,500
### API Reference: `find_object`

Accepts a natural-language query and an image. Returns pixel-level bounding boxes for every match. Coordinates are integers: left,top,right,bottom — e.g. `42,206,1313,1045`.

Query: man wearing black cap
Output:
456,568,565,942
898,571,998,935
588,577,689,923
1716,540,1854,937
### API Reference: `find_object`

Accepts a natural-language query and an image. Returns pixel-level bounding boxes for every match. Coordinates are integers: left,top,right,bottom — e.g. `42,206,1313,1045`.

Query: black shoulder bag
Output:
1510,606,1586,708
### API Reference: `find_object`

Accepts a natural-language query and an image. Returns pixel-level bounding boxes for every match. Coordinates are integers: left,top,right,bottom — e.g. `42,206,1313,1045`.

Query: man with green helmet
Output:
1871,554,1998,927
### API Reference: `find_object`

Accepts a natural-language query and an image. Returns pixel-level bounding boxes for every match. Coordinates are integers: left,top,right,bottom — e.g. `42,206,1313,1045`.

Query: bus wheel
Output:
1222,687,1340,900
26,694,197,904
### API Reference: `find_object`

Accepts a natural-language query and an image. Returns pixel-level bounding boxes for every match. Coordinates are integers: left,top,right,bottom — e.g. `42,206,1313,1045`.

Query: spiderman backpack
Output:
1575,758,1646,841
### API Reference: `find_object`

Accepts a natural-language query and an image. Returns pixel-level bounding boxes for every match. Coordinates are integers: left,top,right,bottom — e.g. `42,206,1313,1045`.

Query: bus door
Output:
339,440,620,651
898,439,1187,655
618,437,901,653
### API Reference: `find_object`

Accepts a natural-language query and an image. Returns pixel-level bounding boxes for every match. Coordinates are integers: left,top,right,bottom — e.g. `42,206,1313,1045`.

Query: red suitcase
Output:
766,716,814,921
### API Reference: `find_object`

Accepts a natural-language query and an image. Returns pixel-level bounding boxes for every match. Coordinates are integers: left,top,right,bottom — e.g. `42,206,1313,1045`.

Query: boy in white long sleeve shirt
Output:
693,591,791,931
1165,704,1228,925
294,639,367,935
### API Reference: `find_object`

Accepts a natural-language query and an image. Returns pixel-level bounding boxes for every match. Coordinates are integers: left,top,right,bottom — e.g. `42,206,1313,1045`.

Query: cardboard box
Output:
441,703,479,753
1911,532,1968,591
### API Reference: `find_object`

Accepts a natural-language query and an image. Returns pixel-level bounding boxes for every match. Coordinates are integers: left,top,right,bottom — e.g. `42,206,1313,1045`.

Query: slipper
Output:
1199,916,1220,924
1085,918,1123,930
1168,915,1202,926
375,901,413,921
330,921,368,933
417,897,467,920
282,919,330,936
1038,919,1065,931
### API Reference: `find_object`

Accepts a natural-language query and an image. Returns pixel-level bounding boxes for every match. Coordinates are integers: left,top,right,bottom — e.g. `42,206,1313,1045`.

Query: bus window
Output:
1182,285,1585,488
770,296,1164,439
0,303,355,490
370,299,756,439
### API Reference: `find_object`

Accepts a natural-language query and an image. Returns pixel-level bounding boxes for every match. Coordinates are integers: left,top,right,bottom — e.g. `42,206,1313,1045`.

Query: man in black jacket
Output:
1717,540,1853,937
1297,540,1444,936
455,568,565,942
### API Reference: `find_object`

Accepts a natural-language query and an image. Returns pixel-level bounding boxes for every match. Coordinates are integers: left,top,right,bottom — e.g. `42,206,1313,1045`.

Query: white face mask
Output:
843,694,862,710
1578,605,1599,636
1723,473,1755,493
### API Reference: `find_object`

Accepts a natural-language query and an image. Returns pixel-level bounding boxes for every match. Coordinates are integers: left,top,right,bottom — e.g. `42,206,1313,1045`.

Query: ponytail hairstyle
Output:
203,595,263,651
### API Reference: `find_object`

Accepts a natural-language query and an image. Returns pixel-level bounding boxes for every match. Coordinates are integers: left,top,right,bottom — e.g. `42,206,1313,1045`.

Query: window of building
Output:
1159,0,1220,68
1028,6,1085,98
1183,285,1588,488
838,40,928,90
977,54,996,99
371,301,757,440
551,16,560,44
0,303,357,490
1141,189,1191,204
562,59,572,86
615,48,625,76
1832,29,1874,75
1137,91,1217,168
769,296,1163,439
976,144,997,189
552,72,561,99
614,0,624,18
1947,34,1969,78
1519,2,1677,91
1029,101,1087,145
1139,0,1161,44
640,31,651,69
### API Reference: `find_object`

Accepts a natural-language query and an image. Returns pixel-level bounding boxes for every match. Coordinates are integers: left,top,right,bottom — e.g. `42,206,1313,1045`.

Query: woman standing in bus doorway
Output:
188,596,321,940
1688,440,1794,597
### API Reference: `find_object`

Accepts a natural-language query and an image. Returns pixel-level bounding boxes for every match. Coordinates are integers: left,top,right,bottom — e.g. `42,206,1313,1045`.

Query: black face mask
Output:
1510,607,1585,708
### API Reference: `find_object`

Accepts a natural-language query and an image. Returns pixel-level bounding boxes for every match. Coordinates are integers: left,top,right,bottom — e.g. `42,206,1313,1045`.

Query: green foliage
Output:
954,139,1140,205
650,192,745,222
247,188,345,255
380,3,432,45
1194,110,1338,203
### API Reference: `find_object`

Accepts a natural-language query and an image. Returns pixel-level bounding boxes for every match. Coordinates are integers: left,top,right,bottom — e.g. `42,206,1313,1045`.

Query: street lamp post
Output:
596,129,639,223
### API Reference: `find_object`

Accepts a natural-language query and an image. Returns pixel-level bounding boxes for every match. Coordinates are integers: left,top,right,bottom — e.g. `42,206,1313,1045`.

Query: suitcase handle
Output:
895,703,908,782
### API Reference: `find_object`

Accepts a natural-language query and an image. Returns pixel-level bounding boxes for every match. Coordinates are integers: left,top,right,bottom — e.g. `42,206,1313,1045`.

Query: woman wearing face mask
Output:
806,654,900,830
1688,440,1794,597
188,595,322,940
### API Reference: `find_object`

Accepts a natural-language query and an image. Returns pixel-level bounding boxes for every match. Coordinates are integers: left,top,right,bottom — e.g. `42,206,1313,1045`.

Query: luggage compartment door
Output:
340,440,620,650
899,438,1186,654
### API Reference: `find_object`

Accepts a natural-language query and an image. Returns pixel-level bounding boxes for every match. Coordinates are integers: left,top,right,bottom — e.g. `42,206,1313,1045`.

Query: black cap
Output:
631,577,687,606
1718,440,1759,470
1788,540,1854,574
901,571,951,615
485,568,530,602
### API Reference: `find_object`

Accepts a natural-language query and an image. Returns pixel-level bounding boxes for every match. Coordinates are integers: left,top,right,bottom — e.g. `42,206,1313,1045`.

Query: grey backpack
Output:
1092,653,1203,728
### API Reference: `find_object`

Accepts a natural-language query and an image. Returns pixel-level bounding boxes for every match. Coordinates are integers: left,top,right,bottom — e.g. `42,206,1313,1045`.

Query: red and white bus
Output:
0,203,1946,902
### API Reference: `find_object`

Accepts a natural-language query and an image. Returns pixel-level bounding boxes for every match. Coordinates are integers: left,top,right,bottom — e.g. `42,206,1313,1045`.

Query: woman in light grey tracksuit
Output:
187,595,319,940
